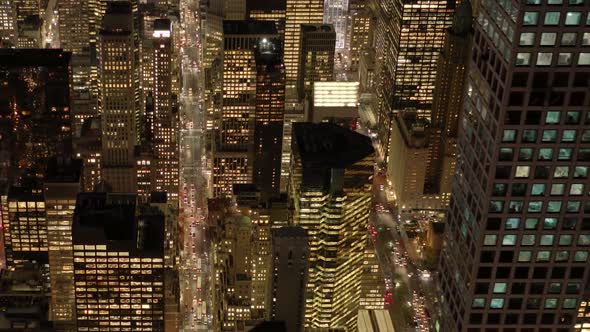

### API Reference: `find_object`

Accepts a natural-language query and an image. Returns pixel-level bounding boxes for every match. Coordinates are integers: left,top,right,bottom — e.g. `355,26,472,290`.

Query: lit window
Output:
562,130,576,142
578,53,590,65
505,218,520,230
551,184,565,195
536,52,553,66
561,32,577,46
555,251,569,262
522,235,536,246
570,184,584,195
559,235,573,246
536,251,551,261
565,12,582,25
558,53,573,65
516,53,531,65
502,129,516,142
563,298,577,309
484,234,497,246
546,111,560,124
472,298,485,308
583,33,590,45
493,283,507,293
545,298,558,309
538,148,553,161
574,250,588,261
502,235,517,246
554,166,569,178
547,201,562,212
544,12,561,25
524,12,539,25
520,32,535,46
544,218,558,229
490,298,504,309
528,201,543,213
540,32,556,46
540,235,555,246
515,166,530,178
518,251,532,262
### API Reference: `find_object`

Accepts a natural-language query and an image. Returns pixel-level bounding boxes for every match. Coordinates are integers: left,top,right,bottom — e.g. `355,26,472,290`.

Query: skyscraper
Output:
284,0,324,88
99,2,138,192
289,122,374,330
213,21,279,197
0,0,16,47
246,0,286,39
298,24,336,99
269,226,309,332
73,192,166,331
348,0,373,71
44,157,82,329
373,0,455,157
425,2,472,199
438,0,590,330
1,182,47,268
0,49,72,186
152,19,179,202
253,42,285,199
323,0,349,50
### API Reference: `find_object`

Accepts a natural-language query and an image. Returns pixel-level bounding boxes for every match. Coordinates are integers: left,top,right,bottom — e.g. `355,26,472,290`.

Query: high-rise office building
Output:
425,2,472,199
58,0,97,136
1,184,48,268
223,0,246,20
323,0,349,50
15,14,42,48
348,0,373,70
210,207,271,330
13,0,39,22
269,226,309,332
289,122,374,330
0,0,16,47
279,100,305,193
359,239,386,310
99,2,138,192
373,0,455,158
0,49,72,186
44,157,82,329
284,0,324,88
298,24,336,99
76,117,102,192
438,1,590,331
213,21,279,197
246,0,286,39
58,0,90,54
73,192,166,331
252,42,285,199
152,19,179,202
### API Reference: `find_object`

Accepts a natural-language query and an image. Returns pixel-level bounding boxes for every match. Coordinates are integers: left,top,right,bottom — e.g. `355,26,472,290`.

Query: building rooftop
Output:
272,226,307,238
73,193,165,255
0,49,71,68
292,122,373,169
301,24,335,33
45,156,82,183
246,0,286,12
223,20,278,36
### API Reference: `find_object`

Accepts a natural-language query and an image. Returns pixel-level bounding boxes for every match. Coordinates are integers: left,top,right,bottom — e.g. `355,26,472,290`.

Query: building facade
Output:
438,0,590,331
290,122,374,330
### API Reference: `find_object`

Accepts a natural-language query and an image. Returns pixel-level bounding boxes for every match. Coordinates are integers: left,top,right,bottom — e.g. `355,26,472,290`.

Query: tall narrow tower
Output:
152,19,179,202
99,1,138,192
284,0,324,89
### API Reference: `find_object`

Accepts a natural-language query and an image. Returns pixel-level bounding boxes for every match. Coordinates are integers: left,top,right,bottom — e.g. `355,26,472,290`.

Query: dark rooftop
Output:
223,20,278,36
246,0,286,12
45,156,82,183
272,226,308,238
292,122,374,169
0,49,71,68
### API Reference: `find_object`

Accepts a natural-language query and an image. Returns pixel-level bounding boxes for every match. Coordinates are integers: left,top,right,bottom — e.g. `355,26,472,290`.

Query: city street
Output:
371,171,440,332
179,0,210,330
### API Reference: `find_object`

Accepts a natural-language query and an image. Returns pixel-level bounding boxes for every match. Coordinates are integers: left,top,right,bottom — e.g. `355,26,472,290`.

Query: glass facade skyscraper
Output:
439,1,590,331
